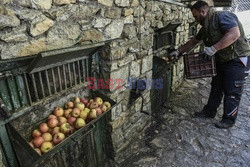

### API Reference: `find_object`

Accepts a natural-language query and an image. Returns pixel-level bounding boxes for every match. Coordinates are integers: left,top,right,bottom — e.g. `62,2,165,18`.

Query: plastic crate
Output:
6,90,116,167
184,53,217,79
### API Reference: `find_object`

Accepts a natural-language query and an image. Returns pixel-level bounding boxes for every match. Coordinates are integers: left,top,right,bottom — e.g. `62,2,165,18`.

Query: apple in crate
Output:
74,118,86,129
53,132,65,145
51,127,60,136
96,107,102,116
103,102,111,109
39,123,49,133
94,97,103,105
64,109,72,118
47,118,58,128
48,114,57,120
60,123,72,135
58,116,67,126
32,129,42,138
88,109,97,119
53,107,64,117
89,102,99,109
40,142,53,154
74,102,85,111
65,101,74,109
80,98,88,105
67,116,76,126
71,108,80,117
42,133,52,142
74,96,81,103
33,136,44,148
101,104,107,113
79,110,88,120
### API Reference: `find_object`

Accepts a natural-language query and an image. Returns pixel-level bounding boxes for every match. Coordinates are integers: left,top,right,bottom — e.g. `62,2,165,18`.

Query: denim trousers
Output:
203,57,250,123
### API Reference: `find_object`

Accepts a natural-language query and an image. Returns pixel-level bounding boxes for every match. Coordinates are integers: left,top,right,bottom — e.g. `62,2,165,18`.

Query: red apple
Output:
96,107,102,116
71,108,80,117
80,98,88,105
89,102,99,109
67,117,76,126
47,118,58,128
33,136,44,148
32,129,42,138
39,123,49,133
53,132,65,145
42,133,52,142
53,107,64,117
100,104,107,113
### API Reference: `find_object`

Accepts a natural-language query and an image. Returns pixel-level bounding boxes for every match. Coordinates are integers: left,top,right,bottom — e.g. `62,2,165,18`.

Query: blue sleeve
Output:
218,12,238,31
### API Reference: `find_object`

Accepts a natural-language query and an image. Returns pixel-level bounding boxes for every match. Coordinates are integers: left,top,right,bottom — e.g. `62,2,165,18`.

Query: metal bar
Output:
77,61,82,84
15,75,28,107
0,80,13,111
6,77,21,110
38,72,45,98
57,66,62,91
62,65,67,89
81,60,86,83
45,70,51,96
51,68,57,93
31,73,39,101
72,62,77,86
23,74,32,105
68,63,72,88
86,59,89,77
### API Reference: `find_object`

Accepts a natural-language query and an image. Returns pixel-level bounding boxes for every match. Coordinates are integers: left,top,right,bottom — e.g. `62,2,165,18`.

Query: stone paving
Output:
118,76,250,167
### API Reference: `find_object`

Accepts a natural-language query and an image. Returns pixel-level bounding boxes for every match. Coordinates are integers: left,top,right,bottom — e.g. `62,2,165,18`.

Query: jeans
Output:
203,57,250,123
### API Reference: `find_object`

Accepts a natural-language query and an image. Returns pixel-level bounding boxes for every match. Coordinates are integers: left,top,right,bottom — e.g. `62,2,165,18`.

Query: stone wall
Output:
0,0,194,165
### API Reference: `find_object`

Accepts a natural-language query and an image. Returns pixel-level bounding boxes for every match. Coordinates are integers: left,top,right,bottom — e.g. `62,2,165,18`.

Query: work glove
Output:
168,50,180,59
200,46,217,61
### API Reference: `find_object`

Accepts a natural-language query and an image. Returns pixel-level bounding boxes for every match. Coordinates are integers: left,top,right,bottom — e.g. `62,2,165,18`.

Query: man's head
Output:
191,1,210,25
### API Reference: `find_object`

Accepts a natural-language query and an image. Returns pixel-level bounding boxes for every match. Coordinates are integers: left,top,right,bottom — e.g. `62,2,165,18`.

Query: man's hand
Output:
200,46,217,61
169,50,180,59
204,46,217,56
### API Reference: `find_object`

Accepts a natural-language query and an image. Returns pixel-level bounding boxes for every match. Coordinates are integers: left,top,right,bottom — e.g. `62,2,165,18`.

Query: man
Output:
169,1,250,129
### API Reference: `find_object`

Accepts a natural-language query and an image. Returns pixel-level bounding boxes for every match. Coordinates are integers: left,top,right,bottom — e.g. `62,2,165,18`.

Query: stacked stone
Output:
0,0,194,164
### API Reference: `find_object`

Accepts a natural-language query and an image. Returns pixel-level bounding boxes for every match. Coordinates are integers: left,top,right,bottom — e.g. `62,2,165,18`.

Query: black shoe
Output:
194,110,215,118
215,120,234,129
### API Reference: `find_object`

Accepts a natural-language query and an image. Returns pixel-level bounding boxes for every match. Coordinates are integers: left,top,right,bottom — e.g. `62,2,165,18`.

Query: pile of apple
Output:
28,96,111,155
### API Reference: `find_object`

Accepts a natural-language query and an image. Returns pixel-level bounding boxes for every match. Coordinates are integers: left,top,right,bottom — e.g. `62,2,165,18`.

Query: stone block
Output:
141,54,153,74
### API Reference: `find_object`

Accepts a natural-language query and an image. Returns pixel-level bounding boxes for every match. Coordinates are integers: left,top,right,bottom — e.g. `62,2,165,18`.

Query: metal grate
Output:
0,46,102,113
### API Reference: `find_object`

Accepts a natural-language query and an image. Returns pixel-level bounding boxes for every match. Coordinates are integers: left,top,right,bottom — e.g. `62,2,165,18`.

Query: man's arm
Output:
213,26,240,51
178,37,201,54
